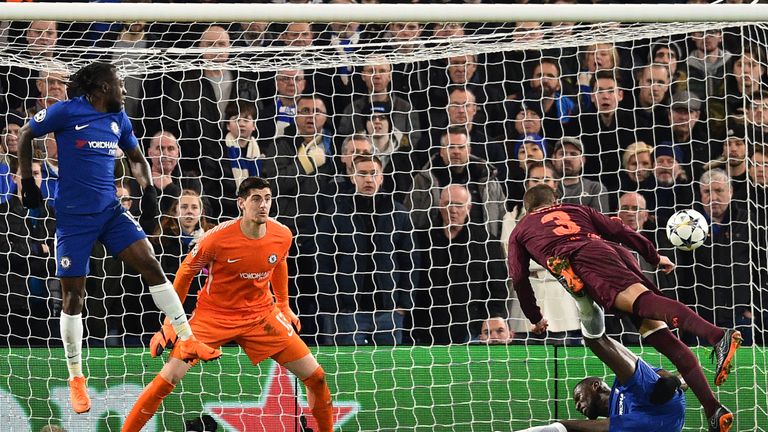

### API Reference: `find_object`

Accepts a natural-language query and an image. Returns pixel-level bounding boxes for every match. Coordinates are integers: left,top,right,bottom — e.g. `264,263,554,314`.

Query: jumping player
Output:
121,177,334,432
16,62,220,414
507,184,740,432
520,298,687,432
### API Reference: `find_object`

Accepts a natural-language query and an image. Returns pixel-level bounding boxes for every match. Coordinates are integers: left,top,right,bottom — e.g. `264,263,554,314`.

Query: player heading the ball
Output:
16,61,221,415
507,184,741,432
122,177,335,432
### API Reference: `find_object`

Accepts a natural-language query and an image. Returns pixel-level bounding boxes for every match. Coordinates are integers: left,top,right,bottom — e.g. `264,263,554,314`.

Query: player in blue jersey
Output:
16,62,222,414
519,301,688,432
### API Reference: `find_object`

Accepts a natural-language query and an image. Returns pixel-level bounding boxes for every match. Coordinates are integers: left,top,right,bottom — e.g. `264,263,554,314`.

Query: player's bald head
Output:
524,183,557,213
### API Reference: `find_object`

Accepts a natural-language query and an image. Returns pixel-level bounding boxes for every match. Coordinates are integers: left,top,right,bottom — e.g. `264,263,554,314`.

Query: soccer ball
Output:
666,209,709,251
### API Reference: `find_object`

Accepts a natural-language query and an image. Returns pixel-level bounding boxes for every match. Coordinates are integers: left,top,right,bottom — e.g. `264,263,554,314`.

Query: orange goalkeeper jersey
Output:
173,217,292,316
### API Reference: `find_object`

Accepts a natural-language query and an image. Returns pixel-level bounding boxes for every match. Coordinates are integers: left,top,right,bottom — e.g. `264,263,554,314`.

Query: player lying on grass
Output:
507,184,740,432
519,297,687,432
16,61,220,414
122,177,334,432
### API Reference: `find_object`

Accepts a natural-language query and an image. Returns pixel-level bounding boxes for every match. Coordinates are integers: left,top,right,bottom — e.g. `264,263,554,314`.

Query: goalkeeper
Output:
519,297,687,432
122,177,334,432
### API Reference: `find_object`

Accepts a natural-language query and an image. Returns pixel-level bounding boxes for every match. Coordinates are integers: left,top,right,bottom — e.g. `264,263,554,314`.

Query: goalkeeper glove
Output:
21,177,43,209
149,319,177,357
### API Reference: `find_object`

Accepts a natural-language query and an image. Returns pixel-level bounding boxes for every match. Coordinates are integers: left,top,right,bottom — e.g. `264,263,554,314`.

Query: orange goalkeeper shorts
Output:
189,306,310,366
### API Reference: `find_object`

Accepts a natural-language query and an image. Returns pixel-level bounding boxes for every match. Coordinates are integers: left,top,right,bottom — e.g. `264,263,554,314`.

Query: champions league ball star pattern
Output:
666,209,709,251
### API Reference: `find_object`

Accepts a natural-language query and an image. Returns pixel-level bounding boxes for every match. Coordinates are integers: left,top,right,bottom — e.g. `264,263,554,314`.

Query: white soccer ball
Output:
666,209,709,251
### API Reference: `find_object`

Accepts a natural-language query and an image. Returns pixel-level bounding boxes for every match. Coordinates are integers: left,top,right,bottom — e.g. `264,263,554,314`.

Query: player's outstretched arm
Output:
584,335,637,385
125,147,159,221
16,124,43,209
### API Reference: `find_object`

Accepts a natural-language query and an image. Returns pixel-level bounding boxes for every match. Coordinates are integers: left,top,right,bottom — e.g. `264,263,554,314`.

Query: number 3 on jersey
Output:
541,211,581,236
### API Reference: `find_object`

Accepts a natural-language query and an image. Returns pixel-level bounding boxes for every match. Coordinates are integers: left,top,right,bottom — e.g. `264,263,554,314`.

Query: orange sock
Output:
122,375,175,432
301,367,334,432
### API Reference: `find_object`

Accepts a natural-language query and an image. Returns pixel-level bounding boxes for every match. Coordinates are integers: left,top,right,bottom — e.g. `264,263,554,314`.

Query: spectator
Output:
26,70,68,118
222,100,262,219
579,70,642,193
746,89,768,140
500,162,582,343
528,58,579,139
664,90,713,181
714,128,749,204
632,64,671,136
617,192,654,271
650,38,687,95
427,53,505,139
337,59,421,155
687,29,733,138
363,103,416,203
577,42,620,112
619,141,655,194
262,95,335,235
384,22,423,54
310,155,416,345
162,24,257,189
1,111,24,160
474,314,514,344
551,137,609,212
146,131,182,215
407,126,506,237
257,69,306,141
276,22,315,48
413,184,507,344
649,141,694,229
431,87,506,180
3,20,59,112
0,159,56,346
505,101,545,147
0,113,25,204
725,47,765,118
692,169,751,343
504,133,547,205
151,189,214,313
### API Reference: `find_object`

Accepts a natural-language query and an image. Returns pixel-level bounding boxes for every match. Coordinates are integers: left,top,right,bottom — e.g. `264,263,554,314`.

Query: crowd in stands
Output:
1,10,768,348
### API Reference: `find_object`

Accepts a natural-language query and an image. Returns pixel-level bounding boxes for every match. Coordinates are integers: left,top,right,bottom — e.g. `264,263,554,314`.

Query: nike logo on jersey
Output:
227,258,242,263
74,124,89,130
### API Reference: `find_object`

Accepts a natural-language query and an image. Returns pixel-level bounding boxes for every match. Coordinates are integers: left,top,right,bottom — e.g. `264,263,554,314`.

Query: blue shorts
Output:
55,204,147,277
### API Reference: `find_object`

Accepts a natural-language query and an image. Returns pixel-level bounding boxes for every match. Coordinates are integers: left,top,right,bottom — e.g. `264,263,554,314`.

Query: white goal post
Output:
0,3,766,432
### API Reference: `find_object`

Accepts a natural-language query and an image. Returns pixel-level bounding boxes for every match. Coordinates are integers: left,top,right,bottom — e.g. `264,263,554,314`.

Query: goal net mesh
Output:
0,16,766,431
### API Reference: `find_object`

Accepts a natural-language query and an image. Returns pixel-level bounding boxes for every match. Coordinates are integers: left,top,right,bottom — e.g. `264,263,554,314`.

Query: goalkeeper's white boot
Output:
69,376,91,414
171,336,222,363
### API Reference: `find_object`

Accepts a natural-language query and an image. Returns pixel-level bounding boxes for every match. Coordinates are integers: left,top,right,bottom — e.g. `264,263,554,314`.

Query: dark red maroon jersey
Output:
507,203,661,324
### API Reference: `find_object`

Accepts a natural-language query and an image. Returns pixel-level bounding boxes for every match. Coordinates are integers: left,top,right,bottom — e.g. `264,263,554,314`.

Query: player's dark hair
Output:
237,176,271,199
524,183,557,213
68,62,116,98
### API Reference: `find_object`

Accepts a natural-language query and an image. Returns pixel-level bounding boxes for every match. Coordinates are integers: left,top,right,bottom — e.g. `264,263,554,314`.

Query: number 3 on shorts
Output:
275,311,294,337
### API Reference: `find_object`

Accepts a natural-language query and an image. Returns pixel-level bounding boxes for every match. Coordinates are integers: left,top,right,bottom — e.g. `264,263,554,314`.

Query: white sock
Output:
61,313,84,379
148,280,192,340
572,295,606,339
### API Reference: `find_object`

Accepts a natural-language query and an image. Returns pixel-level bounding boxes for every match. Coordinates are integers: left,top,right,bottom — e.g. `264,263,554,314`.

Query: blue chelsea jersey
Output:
608,359,686,432
28,96,139,214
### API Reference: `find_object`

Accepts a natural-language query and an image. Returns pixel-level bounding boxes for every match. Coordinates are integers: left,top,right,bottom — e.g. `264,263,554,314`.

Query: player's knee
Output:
160,359,190,385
